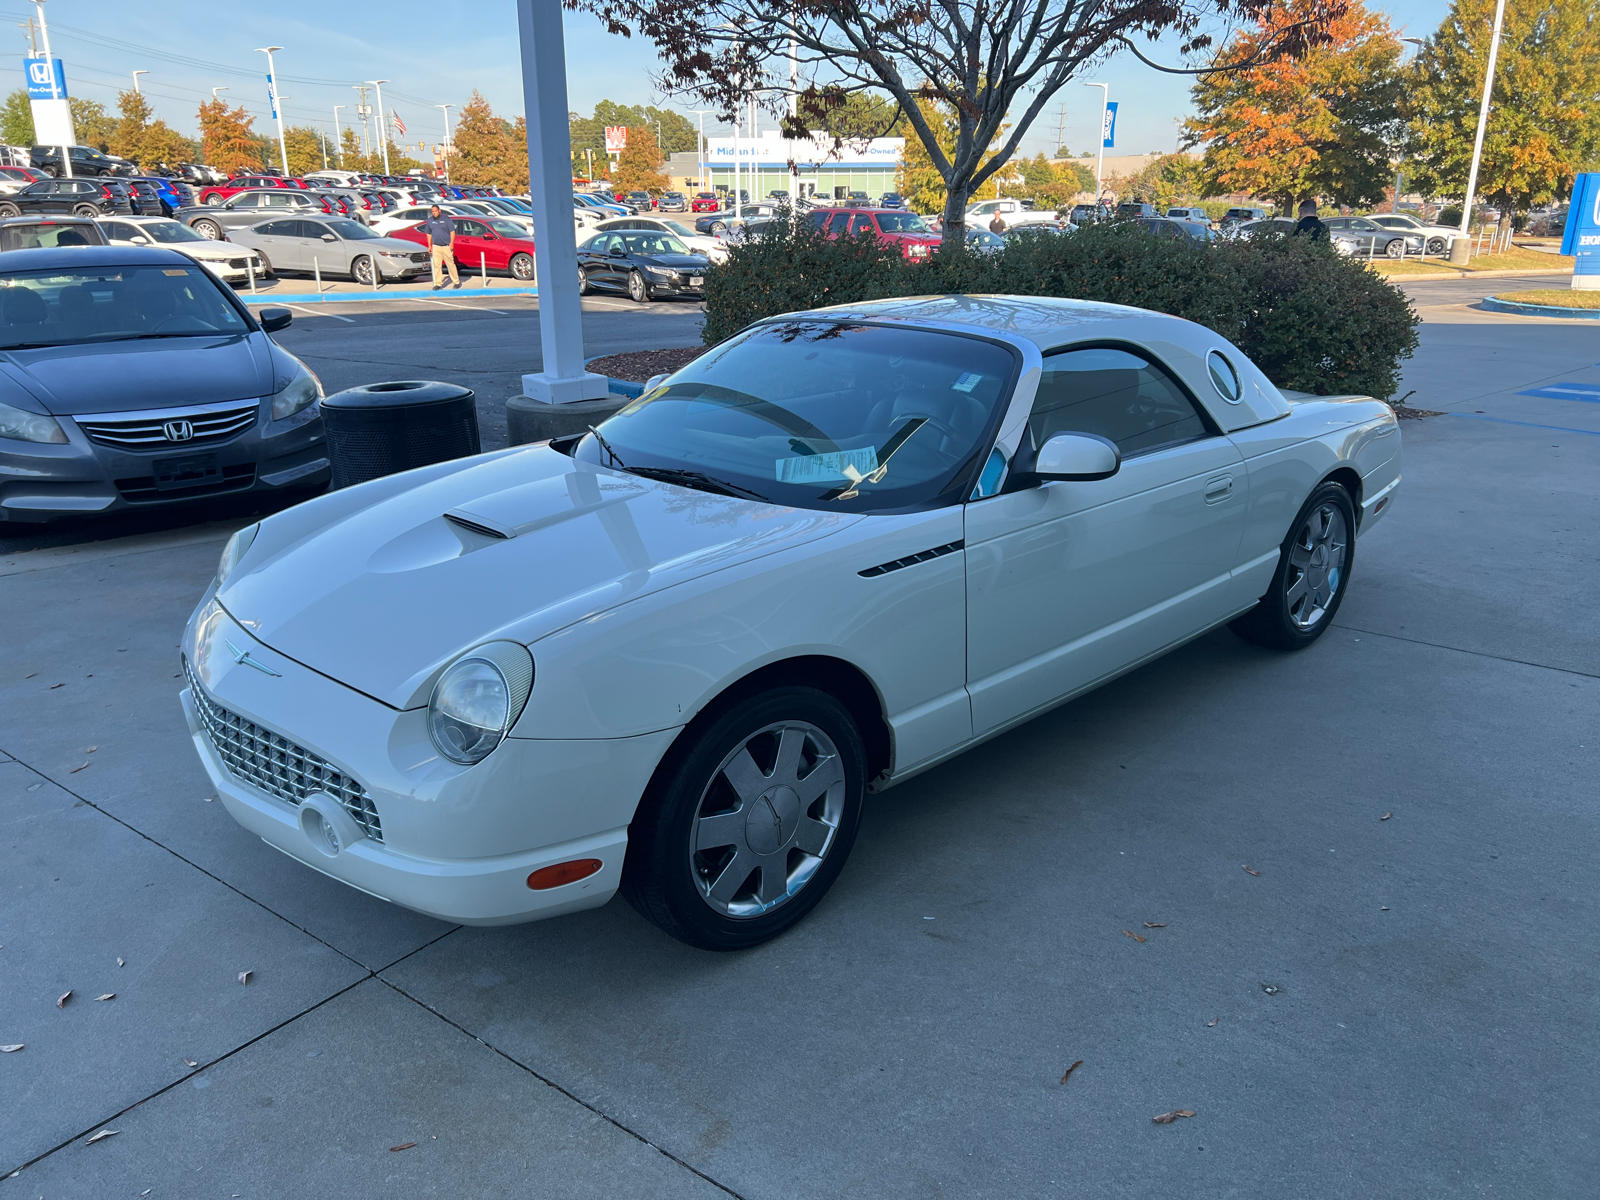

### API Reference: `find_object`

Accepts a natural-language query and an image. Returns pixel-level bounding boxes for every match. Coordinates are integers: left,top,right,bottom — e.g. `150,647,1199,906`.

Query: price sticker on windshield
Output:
775,446,879,484
951,372,983,393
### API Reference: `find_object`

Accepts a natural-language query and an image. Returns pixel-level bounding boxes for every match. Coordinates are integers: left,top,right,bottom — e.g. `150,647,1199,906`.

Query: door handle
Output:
1204,474,1233,503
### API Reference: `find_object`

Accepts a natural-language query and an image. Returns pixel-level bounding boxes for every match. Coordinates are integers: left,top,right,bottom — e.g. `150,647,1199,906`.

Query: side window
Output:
1029,347,1209,457
101,221,137,241
255,220,294,236
300,221,331,239
806,210,830,231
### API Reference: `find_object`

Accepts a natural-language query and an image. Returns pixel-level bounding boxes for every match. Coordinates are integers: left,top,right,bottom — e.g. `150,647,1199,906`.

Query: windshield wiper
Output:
624,466,773,503
587,424,626,468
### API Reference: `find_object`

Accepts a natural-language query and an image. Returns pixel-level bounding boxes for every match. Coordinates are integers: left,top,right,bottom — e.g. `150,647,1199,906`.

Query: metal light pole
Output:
514,0,607,404
33,1,71,178
437,104,454,183
332,105,346,167
1453,0,1506,264
788,33,799,204
1084,82,1108,203
131,69,147,94
369,80,392,175
254,46,290,176
691,109,713,192
211,86,227,102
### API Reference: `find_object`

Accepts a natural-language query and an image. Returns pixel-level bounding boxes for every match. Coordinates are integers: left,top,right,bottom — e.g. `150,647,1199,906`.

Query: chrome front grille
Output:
409,251,428,263
77,401,260,450
183,658,383,842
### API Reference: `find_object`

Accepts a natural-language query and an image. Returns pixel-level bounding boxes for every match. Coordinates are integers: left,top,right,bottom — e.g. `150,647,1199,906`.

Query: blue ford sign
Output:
1102,102,1118,150
1560,173,1600,286
24,56,67,101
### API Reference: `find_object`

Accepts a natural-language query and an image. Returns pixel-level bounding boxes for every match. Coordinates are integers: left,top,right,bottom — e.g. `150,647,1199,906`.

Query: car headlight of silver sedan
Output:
270,372,322,421
0,399,68,444
428,642,535,765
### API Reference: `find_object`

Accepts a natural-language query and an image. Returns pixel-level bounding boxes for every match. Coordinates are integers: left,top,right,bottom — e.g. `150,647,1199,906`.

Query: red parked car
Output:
388,214,539,281
198,174,311,206
690,192,721,213
808,207,943,260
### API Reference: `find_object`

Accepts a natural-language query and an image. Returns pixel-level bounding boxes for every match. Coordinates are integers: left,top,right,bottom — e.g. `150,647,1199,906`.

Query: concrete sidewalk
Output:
3,306,1597,1196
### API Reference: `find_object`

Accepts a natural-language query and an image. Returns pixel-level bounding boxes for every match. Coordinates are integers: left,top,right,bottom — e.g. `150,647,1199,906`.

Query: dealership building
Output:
667,133,905,200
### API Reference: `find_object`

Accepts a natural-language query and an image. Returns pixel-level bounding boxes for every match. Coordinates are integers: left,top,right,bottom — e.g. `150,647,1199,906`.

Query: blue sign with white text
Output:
1560,173,1600,279
1102,102,1118,150
24,56,67,101
266,74,279,120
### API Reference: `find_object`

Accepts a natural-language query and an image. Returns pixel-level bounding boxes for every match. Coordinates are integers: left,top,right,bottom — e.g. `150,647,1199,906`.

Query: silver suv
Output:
174,190,332,240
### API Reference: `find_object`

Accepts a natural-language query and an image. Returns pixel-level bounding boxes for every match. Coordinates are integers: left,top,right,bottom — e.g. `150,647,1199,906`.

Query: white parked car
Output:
368,203,474,237
182,296,1400,949
966,197,1060,229
96,215,269,284
590,215,728,262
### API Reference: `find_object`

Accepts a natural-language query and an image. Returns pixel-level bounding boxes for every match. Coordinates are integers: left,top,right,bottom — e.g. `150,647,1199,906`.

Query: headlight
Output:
643,265,673,278
0,399,68,444
216,523,258,588
270,373,321,421
428,642,534,765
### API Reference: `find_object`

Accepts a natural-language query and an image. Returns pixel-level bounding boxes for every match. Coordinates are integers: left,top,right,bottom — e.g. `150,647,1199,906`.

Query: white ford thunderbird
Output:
181,296,1401,949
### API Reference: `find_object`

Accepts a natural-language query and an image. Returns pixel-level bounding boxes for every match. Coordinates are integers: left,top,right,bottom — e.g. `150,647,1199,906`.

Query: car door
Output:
245,219,295,271
451,218,495,273
98,218,142,246
964,345,1248,735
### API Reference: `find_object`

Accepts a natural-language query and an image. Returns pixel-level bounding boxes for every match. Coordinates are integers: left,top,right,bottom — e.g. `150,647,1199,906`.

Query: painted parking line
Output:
278,303,354,323
405,297,507,314
1517,382,1600,402
1453,413,1600,436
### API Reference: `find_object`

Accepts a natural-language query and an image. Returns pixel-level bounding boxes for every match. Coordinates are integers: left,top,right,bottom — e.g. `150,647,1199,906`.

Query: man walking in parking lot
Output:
419,205,460,290
1293,199,1327,240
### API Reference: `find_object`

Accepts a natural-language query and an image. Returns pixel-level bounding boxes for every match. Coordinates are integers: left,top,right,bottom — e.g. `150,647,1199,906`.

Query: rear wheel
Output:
1384,237,1406,259
1425,236,1448,254
0,202,19,218
509,251,535,281
1230,481,1356,651
203,193,223,205
193,219,222,240
623,686,866,950
72,203,98,218
628,269,650,303
577,266,591,295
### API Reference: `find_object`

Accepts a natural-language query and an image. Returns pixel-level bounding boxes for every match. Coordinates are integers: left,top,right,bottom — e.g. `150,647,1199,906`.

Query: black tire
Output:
509,251,535,281
1230,481,1357,651
577,266,591,295
193,219,222,240
352,255,376,286
1384,237,1406,259
622,686,867,950
0,202,19,218
1426,236,1447,254
203,193,223,205
628,269,650,303
710,220,728,234
72,203,99,218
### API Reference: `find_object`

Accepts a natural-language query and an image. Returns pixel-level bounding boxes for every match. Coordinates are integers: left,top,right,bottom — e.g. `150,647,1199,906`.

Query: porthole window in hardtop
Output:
1029,346,1208,457
1206,349,1243,403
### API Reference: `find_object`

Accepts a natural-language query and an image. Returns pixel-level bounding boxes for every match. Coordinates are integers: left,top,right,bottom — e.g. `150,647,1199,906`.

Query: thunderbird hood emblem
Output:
225,639,282,677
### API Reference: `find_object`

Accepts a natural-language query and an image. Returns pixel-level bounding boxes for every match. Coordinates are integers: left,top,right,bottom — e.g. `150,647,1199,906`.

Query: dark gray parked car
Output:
225,217,430,284
175,190,334,240
0,245,328,525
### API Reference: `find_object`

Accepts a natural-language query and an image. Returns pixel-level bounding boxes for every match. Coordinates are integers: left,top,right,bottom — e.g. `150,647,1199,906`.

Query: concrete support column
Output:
516,0,608,405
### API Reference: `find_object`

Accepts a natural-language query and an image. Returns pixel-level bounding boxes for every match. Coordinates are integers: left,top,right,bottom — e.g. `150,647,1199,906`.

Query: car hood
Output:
637,253,709,268
0,332,278,415
219,445,860,708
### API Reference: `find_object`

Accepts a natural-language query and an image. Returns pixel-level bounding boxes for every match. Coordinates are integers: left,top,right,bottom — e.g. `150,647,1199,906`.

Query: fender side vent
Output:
859,540,964,578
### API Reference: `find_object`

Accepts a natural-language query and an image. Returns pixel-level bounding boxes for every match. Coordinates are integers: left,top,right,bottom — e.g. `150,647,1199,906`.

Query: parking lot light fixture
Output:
1454,0,1506,263
131,69,147,94
369,80,392,175
211,86,227,101
332,105,346,167
1084,82,1108,203
254,47,291,177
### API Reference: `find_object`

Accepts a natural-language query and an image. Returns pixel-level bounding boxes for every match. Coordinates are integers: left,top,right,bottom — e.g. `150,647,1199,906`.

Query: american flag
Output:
391,110,407,136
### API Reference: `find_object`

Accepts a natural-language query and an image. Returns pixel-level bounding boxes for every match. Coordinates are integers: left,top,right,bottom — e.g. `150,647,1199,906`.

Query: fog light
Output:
299,792,367,859
526,859,603,890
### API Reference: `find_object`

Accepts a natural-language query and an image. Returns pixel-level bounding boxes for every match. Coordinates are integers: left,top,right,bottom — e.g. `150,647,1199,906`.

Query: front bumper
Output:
379,255,430,280
0,401,329,521
179,603,676,925
642,271,706,297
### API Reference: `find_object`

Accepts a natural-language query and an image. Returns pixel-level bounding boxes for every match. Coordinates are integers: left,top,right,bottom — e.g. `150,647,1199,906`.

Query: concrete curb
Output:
584,356,646,399
1480,296,1600,320
1377,266,1573,281
239,286,538,304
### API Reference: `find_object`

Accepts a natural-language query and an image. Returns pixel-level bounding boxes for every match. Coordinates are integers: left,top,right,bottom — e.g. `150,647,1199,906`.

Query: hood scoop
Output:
442,471,647,541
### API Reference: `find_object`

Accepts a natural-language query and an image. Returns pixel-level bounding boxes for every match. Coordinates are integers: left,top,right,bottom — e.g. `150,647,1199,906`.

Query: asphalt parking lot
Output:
2,276,1597,1197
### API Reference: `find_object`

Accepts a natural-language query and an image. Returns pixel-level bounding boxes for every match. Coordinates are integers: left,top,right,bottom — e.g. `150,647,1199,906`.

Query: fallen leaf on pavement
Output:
117,957,125,968
1143,922,1167,929
1261,983,1282,995
0,1044,23,1053
56,990,72,1008
1242,865,1261,876
237,970,252,985
50,683,63,689
390,1142,418,1152
86,746,97,753
95,993,115,1001
25,672,37,678
182,1058,198,1068
1152,1110,1196,1124
68,762,88,773
1059,1060,1083,1085
1207,1018,1219,1027
85,1129,119,1145
1121,929,1146,943
1380,812,1392,820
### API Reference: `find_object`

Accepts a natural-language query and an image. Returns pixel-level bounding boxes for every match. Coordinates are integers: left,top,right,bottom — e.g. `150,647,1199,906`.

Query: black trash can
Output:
321,381,479,490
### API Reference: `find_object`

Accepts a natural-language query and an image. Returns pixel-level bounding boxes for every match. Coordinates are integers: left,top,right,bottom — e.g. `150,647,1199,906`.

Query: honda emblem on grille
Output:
163,419,195,442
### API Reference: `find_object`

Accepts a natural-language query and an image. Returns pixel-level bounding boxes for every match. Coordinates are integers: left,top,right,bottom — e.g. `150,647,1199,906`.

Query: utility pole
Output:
18,18,37,55
254,46,290,176
352,85,371,157
1453,0,1506,261
436,104,454,183
33,1,71,178
131,70,147,94
1055,103,1066,159
332,105,345,167
787,33,799,204
369,80,391,175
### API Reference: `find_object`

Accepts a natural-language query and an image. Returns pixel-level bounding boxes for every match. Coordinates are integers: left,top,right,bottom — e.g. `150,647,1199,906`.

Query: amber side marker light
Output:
526,859,603,890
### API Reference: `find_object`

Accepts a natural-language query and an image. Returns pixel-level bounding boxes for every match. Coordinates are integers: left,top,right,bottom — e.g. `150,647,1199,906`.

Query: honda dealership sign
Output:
1560,174,1600,291
23,56,75,148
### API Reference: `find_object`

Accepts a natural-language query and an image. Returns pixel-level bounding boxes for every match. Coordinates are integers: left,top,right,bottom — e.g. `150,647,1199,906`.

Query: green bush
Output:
702,220,1420,399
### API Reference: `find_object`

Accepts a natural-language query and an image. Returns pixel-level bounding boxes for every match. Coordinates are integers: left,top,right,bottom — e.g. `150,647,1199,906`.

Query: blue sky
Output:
1,0,1452,160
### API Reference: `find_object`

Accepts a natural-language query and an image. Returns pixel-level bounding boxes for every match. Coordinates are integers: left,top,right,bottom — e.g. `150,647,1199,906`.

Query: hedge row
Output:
701,221,1421,400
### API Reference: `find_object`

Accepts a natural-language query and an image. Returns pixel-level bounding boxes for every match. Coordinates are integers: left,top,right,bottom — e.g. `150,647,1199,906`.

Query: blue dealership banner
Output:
1102,102,1118,149
265,74,279,120
1560,173,1600,282
23,56,66,101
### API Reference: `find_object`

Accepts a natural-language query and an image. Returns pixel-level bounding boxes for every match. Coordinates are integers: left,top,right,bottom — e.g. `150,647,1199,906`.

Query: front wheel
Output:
73,203,99,218
351,254,377,286
203,193,223,205
1426,236,1448,254
1230,481,1356,651
623,686,867,950
627,269,650,303
1384,237,1406,259
509,251,535,281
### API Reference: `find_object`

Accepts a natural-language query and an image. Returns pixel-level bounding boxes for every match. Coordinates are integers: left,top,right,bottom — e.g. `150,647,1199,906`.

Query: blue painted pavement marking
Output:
1518,382,1600,402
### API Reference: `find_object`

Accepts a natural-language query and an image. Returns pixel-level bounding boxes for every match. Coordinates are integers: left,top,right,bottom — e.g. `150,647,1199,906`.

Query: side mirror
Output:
609,248,627,258
321,233,336,242
643,373,668,394
257,307,293,334
1034,432,1120,482
131,235,149,245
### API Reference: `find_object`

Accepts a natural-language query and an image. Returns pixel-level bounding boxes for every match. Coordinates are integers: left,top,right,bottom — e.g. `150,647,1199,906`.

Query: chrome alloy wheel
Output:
1286,503,1348,630
689,721,846,918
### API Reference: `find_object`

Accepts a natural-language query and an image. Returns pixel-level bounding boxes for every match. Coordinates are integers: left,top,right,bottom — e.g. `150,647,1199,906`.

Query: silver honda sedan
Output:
225,216,430,285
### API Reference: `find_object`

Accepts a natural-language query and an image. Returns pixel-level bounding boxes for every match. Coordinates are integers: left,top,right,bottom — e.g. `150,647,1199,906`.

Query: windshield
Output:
875,212,931,233
0,264,248,349
141,221,207,244
325,219,381,240
622,233,689,255
572,320,1017,513
659,220,696,237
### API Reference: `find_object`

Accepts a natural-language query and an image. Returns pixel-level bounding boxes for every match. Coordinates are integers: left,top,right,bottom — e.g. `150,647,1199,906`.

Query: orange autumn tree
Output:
1184,0,1404,210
